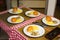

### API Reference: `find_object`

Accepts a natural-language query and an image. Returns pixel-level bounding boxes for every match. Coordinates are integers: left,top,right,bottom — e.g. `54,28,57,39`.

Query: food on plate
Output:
27,26,39,32
13,7,22,13
17,9,21,13
11,18,17,22
46,16,54,24
27,11,33,15
27,26,33,32
27,25,40,36
30,11,38,15
16,18,21,22
23,24,45,37
31,31,39,36
33,11,38,15
46,16,52,22
46,16,57,24
27,11,39,15
13,7,18,13
32,26,39,30
27,13,31,15
11,17,21,22
46,21,54,24
53,20,57,24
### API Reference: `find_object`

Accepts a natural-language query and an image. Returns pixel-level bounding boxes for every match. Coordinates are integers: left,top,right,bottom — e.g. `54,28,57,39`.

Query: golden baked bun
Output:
46,16,54,24
27,26,39,32
13,7,18,13
27,26,33,32
33,11,38,15
11,18,17,22
46,16,52,22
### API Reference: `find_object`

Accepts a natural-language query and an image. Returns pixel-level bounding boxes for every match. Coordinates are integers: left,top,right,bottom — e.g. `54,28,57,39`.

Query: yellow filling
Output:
27,26,39,32
17,9,22,13
30,11,38,15
16,18,22,22
46,21,54,25
30,11,34,15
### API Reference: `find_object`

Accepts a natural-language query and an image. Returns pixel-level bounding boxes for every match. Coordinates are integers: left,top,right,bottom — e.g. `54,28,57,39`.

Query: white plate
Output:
8,8,23,14
23,24,45,37
7,15,24,24
25,10,40,17
42,17,60,26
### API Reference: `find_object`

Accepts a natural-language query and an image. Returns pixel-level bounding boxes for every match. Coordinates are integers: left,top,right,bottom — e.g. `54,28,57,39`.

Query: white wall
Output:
19,1,46,8
6,0,11,9
11,0,17,7
47,0,57,16
6,0,46,9
6,0,18,9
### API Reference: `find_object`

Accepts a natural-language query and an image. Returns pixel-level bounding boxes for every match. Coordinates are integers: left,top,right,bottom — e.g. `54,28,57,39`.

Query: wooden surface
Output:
0,7,60,40
0,8,31,26
18,19,60,40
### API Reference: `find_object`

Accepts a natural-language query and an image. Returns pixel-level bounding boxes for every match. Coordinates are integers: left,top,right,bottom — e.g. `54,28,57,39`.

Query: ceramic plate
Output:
25,10,40,17
42,17,60,26
8,8,23,14
23,24,45,37
7,15,24,23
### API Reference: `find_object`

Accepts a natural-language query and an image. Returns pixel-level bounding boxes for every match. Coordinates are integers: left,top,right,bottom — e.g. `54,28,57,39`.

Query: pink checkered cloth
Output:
10,13,45,40
11,14,45,29
0,6,45,40
0,20,27,40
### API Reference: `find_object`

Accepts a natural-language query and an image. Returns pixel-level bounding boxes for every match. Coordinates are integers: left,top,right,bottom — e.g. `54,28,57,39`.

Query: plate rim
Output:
8,8,23,14
23,24,45,37
42,17,60,26
25,10,40,17
7,15,24,24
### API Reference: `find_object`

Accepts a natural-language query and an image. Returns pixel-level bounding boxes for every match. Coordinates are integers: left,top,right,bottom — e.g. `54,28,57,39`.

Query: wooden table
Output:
18,16,60,40
0,6,60,40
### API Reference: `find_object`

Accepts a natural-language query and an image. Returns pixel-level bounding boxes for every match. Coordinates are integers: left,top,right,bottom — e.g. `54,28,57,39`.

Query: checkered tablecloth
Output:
0,20,28,40
0,6,45,40
11,14,45,40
